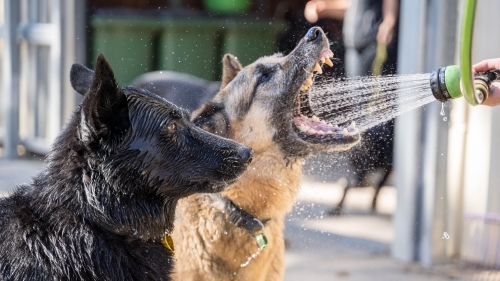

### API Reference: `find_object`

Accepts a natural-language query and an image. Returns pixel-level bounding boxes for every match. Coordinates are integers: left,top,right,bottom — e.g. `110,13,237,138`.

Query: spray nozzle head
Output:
429,65,463,103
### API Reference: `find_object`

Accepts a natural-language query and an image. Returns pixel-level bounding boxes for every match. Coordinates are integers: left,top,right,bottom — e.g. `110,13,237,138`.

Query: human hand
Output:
376,20,395,45
472,58,500,107
304,0,349,23
304,0,324,23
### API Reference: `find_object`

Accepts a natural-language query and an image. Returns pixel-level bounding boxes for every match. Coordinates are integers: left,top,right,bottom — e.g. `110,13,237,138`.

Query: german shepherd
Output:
0,55,252,281
171,27,360,281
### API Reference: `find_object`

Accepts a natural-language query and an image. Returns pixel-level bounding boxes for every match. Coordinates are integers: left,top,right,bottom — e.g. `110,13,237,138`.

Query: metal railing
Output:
0,0,86,158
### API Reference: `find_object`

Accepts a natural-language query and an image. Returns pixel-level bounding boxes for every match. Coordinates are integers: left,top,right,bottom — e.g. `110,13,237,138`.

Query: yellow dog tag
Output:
161,235,175,255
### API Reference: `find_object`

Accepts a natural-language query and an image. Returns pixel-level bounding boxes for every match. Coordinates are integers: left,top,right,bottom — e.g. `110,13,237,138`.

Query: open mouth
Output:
293,49,359,142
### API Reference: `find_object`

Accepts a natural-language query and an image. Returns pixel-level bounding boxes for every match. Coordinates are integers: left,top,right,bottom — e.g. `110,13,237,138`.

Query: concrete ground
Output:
0,157,495,280
284,180,453,281
0,156,45,197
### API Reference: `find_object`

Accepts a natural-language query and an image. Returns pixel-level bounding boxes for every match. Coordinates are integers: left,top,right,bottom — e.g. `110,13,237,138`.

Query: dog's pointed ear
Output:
191,101,229,137
70,63,94,95
220,54,242,90
79,54,130,144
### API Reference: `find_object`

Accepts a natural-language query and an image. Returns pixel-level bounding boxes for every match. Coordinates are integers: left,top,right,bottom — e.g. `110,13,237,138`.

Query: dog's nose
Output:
305,27,323,42
237,147,254,165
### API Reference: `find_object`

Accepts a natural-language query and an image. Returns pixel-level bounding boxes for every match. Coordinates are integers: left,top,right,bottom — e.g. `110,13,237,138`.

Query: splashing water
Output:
240,247,263,267
307,74,436,131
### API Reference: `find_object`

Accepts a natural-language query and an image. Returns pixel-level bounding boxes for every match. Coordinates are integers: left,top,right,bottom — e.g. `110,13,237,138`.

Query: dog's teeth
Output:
307,128,318,134
311,115,320,122
298,124,309,132
317,130,326,135
342,128,349,136
313,63,323,74
349,121,356,129
320,120,327,124
319,57,326,64
325,57,334,67
300,84,309,91
305,77,313,87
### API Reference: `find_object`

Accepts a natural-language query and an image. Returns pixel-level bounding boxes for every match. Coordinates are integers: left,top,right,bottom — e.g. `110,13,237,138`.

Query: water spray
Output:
307,0,499,131
429,65,500,104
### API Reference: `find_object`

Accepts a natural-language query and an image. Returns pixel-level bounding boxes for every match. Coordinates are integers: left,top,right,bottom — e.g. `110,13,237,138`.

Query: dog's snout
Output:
237,147,254,165
305,27,322,42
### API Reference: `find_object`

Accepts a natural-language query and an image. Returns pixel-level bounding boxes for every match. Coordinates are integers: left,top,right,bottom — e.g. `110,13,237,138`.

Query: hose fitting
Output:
429,65,500,104
429,65,462,102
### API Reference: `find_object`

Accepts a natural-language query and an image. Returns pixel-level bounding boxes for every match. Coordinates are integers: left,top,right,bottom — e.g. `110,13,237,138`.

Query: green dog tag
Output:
256,233,268,250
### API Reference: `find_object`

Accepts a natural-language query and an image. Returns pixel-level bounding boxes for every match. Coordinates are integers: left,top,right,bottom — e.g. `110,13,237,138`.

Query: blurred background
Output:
0,0,499,280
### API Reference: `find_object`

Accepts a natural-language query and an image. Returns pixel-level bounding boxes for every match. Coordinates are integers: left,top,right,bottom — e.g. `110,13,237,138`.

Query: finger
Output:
304,1,319,23
473,59,500,73
481,82,500,106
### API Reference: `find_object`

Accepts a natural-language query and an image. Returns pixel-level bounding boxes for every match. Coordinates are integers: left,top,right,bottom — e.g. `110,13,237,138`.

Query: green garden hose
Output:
460,0,478,105
429,0,500,105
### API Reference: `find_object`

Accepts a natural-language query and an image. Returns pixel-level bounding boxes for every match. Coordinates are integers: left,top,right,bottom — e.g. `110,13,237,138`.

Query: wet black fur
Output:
0,55,251,281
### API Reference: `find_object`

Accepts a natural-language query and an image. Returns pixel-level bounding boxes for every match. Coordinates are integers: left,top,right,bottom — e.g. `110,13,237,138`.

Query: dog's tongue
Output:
294,116,336,133
320,49,334,59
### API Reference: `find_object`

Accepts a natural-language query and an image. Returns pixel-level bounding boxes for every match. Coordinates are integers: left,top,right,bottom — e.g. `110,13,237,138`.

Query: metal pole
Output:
392,0,427,262
2,0,20,158
47,0,61,143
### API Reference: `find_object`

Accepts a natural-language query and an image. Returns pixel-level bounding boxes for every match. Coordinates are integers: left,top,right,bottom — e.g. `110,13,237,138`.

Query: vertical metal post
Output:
418,0,459,266
47,0,61,143
27,0,39,138
62,0,87,119
392,0,427,262
2,0,20,158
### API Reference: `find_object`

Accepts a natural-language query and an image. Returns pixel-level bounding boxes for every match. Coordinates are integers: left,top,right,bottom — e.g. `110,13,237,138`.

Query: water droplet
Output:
443,117,447,121
240,247,263,267
440,103,446,116
442,232,450,239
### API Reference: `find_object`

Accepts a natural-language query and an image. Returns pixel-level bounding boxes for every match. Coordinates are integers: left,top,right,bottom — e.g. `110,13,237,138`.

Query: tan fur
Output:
172,58,300,280
172,30,359,280
172,152,301,281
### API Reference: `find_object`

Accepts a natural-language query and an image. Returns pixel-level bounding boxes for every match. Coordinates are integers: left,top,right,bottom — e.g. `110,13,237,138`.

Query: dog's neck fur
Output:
28,112,175,242
222,147,303,221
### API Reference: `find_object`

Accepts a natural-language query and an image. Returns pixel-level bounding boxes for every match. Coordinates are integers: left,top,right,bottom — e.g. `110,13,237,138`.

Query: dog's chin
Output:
191,178,239,194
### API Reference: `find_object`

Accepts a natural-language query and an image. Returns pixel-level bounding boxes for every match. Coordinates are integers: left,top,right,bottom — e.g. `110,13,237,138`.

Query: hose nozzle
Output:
429,65,463,102
429,65,500,105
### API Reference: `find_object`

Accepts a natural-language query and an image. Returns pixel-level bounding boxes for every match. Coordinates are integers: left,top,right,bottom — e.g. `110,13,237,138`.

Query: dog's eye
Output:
259,71,273,84
167,123,176,131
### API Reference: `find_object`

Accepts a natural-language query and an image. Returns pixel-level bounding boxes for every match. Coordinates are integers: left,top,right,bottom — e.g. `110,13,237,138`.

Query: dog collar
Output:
161,235,175,255
221,195,270,233
213,195,269,250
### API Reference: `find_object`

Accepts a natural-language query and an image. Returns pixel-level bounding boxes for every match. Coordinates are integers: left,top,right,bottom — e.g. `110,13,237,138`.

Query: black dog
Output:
0,55,253,281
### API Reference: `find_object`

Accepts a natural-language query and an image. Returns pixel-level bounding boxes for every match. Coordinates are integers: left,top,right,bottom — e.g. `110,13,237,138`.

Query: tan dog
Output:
172,27,360,281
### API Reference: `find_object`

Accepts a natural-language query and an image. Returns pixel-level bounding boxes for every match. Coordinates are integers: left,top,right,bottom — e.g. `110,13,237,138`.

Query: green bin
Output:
157,19,221,81
221,20,287,66
91,16,289,83
91,17,159,85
